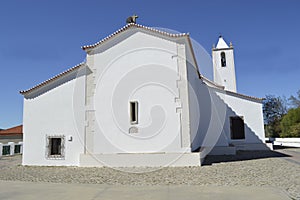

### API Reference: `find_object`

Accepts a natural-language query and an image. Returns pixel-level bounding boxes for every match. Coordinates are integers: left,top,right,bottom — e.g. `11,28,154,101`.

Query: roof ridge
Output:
20,62,85,95
81,23,189,51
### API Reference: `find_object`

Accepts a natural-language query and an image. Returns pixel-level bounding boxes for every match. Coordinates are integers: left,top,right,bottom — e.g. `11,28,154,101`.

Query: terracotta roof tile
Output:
20,24,262,103
0,125,23,136
82,23,189,51
200,75,225,89
201,77,263,102
225,90,264,102
21,24,188,95
20,63,85,95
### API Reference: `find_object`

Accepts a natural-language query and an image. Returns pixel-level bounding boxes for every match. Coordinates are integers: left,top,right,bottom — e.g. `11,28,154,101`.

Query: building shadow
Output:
273,145,300,150
202,150,291,166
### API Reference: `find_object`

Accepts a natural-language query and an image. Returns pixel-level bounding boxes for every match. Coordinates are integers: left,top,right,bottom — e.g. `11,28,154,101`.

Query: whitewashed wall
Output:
22,28,266,166
86,30,187,154
187,65,229,151
216,91,265,144
187,61,265,152
22,68,86,166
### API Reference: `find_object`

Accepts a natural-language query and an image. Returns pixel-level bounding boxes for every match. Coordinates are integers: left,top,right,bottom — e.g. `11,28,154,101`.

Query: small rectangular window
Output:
14,145,21,154
46,135,65,159
230,116,245,140
130,101,138,124
50,138,62,155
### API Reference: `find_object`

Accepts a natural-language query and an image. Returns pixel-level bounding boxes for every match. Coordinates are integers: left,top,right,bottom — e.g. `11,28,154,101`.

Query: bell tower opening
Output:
221,52,226,67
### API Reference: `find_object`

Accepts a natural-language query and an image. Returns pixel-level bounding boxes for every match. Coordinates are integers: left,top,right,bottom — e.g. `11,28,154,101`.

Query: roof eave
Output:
20,62,86,95
225,90,264,102
81,23,189,52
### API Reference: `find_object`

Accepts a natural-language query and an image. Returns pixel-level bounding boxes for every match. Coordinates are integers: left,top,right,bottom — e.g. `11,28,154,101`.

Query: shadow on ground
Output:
273,145,300,150
202,150,290,166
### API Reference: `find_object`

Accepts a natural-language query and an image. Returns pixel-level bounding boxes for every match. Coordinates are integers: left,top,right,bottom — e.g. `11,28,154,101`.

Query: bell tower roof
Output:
216,36,229,49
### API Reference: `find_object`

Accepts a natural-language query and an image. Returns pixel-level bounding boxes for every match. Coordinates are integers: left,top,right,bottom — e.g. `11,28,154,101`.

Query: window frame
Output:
46,135,65,160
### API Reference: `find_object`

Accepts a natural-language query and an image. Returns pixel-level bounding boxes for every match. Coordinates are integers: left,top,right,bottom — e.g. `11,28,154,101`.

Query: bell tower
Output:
212,36,237,92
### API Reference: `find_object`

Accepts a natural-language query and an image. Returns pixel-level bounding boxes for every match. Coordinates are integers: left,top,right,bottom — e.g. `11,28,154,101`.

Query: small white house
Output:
20,23,268,167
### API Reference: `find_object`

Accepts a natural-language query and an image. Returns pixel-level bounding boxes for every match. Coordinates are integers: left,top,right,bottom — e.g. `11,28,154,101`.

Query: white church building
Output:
20,23,267,167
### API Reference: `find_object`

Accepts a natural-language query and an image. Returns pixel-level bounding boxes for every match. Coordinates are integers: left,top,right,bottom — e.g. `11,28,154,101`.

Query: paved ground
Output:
273,146,300,165
0,181,291,200
0,149,299,200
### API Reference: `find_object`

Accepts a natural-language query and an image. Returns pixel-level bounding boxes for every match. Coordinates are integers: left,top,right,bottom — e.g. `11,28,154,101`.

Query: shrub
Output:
280,107,300,137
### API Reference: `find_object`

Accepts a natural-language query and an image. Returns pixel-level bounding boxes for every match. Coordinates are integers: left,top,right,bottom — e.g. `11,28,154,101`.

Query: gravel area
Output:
0,150,299,199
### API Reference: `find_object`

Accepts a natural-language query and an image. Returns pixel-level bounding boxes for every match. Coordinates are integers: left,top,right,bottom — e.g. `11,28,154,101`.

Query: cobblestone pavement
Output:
0,150,299,199
273,147,300,165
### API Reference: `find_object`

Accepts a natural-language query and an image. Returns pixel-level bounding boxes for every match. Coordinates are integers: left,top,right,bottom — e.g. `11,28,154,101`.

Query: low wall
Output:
271,138,300,148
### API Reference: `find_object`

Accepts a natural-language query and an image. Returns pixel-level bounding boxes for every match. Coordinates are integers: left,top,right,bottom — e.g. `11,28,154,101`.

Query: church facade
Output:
20,23,267,167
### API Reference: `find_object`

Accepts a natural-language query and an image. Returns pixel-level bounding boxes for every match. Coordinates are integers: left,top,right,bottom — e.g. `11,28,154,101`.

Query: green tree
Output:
289,90,300,108
264,119,281,138
263,95,287,137
280,107,300,137
263,95,287,124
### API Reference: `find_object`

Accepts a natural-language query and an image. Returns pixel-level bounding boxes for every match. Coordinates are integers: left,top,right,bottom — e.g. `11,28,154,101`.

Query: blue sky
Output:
0,0,299,128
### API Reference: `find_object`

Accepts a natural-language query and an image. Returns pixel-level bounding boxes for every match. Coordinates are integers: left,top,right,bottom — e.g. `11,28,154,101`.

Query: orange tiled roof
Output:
0,125,23,136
